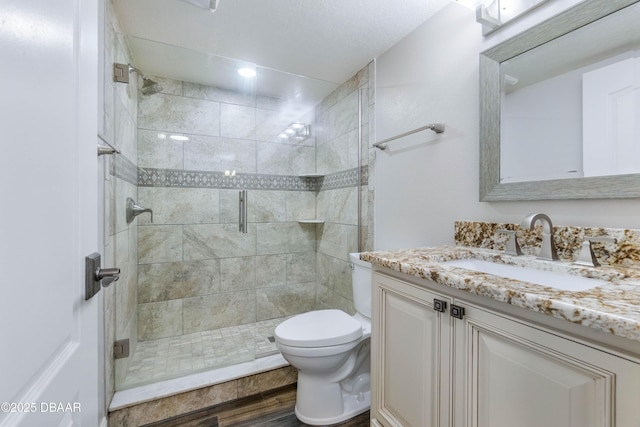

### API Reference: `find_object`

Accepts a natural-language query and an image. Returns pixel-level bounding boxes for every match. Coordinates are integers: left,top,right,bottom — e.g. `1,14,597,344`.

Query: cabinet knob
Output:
451,304,465,320
434,299,447,313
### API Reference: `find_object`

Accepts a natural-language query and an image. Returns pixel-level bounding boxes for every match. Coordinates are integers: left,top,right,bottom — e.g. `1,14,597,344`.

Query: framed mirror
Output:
479,0,640,201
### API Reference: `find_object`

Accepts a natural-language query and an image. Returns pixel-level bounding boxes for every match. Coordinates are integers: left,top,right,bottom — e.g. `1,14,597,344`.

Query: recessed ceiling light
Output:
170,135,189,141
237,67,256,78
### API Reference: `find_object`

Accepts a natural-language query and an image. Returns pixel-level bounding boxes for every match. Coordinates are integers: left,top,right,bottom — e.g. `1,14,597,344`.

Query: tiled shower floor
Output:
121,317,288,388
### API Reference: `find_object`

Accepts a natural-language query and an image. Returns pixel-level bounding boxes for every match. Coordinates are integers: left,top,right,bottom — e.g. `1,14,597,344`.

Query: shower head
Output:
113,63,164,95
141,77,163,95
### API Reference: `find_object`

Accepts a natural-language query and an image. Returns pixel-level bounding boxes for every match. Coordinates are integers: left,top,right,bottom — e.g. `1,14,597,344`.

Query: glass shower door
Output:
113,37,339,390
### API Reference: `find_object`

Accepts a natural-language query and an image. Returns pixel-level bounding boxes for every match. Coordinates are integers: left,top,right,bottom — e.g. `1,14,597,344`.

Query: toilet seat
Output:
275,309,363,348
275,338,363,358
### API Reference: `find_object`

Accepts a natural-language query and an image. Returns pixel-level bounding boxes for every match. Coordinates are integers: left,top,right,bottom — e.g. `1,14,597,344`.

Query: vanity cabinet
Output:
371,273,453,427
371,272,640,427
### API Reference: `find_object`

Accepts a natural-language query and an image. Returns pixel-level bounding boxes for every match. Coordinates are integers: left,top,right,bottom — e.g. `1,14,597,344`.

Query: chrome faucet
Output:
126,198,153,223
520,213,558,261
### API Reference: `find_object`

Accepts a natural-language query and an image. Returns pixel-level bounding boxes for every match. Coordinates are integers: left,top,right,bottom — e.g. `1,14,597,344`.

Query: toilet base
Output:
294,389,371,426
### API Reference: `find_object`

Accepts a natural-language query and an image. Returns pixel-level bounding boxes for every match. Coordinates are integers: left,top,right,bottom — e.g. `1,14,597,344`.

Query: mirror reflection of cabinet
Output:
479,0,640,201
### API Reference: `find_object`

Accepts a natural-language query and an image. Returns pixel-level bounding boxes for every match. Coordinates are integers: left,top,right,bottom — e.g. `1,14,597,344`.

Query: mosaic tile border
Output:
318,166,369,191
135,166,368,191
138,168,317,191
110,153,369,191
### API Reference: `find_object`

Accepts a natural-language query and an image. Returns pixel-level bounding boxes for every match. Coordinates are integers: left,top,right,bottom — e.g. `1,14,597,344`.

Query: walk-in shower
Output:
106,35,375,392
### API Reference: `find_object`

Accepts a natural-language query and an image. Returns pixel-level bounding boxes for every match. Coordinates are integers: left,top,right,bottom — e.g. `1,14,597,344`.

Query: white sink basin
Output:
442,259,606,292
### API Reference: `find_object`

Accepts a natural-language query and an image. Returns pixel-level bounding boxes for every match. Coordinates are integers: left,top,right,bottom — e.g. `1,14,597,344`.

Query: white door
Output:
583,57,640,177
0,0,100,426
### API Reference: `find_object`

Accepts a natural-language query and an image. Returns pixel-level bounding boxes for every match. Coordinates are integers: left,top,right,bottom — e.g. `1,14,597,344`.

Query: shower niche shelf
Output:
298,173,323,223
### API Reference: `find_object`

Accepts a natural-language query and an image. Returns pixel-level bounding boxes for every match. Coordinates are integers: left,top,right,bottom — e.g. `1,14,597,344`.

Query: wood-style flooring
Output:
142,385,370,427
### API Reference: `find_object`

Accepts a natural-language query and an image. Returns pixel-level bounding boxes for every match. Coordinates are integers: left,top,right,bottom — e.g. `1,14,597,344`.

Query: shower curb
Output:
109,355,294,426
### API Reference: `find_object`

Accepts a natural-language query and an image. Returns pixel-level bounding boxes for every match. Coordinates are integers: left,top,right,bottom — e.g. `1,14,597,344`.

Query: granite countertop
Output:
361,246,640,342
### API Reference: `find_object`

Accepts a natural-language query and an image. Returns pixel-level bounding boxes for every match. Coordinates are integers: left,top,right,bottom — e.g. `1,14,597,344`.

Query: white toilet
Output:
274,253,372,425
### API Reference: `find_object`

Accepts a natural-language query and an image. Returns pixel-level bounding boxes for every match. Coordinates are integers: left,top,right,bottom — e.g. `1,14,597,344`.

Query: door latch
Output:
85,252,120,300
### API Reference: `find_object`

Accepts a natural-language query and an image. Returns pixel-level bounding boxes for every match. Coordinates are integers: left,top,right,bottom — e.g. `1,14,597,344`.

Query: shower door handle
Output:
239,190,248,233
238,191,243,232
243,190,248,233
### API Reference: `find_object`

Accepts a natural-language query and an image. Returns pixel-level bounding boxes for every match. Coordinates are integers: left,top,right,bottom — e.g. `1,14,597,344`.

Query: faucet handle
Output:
573,236,615,267
496,229,523,256
126,198,153,224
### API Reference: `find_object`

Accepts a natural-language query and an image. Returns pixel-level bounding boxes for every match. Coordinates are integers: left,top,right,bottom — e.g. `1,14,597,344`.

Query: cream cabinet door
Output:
372,273,453,427
454,301,640,427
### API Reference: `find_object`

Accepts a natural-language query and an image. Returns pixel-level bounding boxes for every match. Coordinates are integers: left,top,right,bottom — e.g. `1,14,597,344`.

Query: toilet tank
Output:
349,253,372,319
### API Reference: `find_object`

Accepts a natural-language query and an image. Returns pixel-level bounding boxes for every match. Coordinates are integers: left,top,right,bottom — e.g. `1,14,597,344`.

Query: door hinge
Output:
451,304,466,320
433,299,447,313
114,339,130,359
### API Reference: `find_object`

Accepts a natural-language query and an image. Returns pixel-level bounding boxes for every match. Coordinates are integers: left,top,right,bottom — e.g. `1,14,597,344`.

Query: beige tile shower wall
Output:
102,0,139,399
136,78,317,341
315,62,375,315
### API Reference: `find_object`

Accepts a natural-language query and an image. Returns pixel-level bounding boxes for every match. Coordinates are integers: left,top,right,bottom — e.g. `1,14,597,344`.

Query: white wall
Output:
501,70,583,183
502,50,640,183
374,2,640,251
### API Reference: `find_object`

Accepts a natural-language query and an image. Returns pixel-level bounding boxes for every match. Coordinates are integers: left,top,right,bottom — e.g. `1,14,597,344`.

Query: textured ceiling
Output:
112,0,450,85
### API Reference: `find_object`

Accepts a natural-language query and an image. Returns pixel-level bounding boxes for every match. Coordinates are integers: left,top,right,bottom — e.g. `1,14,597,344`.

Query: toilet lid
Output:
275,309,363,348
